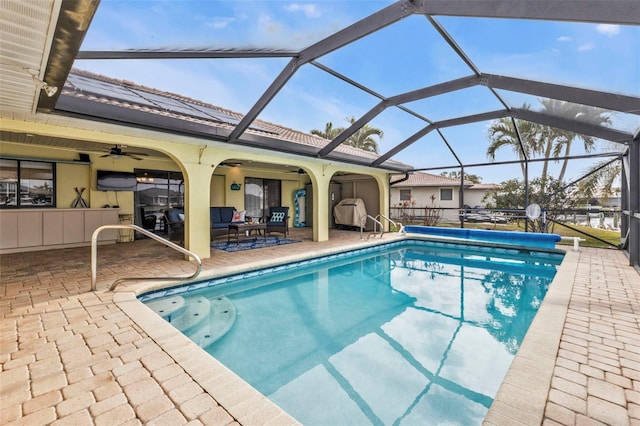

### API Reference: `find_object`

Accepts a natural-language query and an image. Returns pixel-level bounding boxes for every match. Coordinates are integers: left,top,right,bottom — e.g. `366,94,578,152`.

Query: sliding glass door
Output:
244,177,281,220
134,169,184,232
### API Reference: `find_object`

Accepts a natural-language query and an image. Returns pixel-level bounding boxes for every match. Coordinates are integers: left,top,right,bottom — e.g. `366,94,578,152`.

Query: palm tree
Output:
343,116,383,153
541,99,611,182
487,100,612,183
311,121,344,140
311,117,383,154
577,141,623,203
486,105,541,178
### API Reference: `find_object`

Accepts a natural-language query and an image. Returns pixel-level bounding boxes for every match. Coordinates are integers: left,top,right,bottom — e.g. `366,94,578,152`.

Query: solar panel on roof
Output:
66,73,277,134
188,103,275,133
186,103,240,124
131,89,221,122
134,90,275,131
66,74,154,106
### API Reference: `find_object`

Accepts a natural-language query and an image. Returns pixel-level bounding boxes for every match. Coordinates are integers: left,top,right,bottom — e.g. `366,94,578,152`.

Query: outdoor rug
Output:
211,236,301,252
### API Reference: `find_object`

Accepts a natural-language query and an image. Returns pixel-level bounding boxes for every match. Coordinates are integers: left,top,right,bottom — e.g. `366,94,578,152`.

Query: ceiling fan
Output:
101,145,149,161
286,168,307,175
219,161,243,167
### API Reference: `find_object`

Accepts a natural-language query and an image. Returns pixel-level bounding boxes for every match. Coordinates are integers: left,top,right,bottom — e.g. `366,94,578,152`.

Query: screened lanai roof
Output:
2,0,639,183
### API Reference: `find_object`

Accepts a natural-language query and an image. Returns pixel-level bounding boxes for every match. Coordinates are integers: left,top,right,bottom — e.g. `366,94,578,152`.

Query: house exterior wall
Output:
390,186,461,221
463,189,490,208
1,119,391,257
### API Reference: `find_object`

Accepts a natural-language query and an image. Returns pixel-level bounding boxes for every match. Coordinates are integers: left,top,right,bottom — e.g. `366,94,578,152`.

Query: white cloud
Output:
557,36,572,42
578,43,595,52
284,3,322,18
596,24,621,36
208,17,234,30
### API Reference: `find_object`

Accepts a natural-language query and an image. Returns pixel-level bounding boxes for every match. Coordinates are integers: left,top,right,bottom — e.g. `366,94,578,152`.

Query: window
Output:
400,189,412,201
135,169,184,229
0,159,55,208
440,188,453,201
245,178,281,219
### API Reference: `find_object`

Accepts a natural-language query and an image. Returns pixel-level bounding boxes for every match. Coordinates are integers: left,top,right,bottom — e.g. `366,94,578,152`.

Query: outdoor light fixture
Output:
41,82,58,97
25,69,58,97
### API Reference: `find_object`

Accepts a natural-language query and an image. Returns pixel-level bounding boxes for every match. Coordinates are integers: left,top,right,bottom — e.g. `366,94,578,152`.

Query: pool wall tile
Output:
139,237,563,303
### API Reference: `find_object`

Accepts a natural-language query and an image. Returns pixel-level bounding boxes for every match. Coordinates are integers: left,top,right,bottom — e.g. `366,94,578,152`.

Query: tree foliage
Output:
486,100,613,186
310,121,342,140
311,116,383,153
576,141,623,205
483,176,577,232
440,171,483,183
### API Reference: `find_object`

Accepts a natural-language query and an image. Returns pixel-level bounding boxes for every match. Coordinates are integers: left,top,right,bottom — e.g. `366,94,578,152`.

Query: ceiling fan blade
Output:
125,153,144,160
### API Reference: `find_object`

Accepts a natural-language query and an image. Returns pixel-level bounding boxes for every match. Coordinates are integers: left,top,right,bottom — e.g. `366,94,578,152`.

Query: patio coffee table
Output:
227,223,267,244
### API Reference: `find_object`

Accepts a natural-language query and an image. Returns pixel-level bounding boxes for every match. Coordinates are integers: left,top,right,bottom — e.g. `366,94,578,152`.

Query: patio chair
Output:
140,207,157,231
266,206,289,237
164,207,184,243
210,206,236,239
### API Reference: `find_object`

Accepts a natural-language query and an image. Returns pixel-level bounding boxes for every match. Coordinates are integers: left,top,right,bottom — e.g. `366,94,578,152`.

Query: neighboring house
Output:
594,189,622,208
390,172,499,221
464,183,501,208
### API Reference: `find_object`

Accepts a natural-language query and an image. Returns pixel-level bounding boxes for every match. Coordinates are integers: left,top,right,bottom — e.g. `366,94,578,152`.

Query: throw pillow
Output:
271,211,285,222
232,210,246,223
177,213,184,221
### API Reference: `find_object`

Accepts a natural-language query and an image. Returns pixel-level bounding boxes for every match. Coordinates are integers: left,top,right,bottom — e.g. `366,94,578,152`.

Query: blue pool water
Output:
141,240,564,425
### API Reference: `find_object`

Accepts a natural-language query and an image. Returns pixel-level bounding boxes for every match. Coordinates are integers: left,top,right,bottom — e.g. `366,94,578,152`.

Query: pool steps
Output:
146,295,236,347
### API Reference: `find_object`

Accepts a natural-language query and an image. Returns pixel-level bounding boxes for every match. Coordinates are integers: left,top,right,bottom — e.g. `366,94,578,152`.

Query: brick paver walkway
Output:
1,230,639,425
543,249,640,426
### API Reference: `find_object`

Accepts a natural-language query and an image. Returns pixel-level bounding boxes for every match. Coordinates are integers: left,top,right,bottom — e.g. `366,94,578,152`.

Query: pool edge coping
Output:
113,289,300,425
112,233,570,425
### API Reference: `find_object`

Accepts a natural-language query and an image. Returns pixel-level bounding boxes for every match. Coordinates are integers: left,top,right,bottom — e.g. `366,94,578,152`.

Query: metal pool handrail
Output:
90,224,202,292
360,215,384,240
374,214,403,234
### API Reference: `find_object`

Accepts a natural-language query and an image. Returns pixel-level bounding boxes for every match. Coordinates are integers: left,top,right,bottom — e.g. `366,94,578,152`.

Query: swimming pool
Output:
141,239,563,425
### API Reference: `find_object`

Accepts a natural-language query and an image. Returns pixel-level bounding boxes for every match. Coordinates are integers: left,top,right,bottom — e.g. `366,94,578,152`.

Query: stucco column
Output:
377,175,390,231
313,174,331,242
181,162,213,259
628,136,639,267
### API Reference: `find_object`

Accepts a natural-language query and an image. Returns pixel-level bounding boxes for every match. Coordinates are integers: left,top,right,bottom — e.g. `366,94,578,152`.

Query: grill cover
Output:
333,198,367,227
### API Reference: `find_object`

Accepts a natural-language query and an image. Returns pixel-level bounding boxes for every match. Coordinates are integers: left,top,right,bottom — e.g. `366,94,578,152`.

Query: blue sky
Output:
76,0,639,184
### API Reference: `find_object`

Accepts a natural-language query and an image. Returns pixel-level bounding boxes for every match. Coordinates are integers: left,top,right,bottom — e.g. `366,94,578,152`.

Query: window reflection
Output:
0,159,54,207
244,177,281,220
135,169,184,232
0,159,18,207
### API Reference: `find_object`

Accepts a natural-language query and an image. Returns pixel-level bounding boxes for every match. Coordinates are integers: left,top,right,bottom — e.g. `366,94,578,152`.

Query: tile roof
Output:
63,69,404,167
468,183,500,190
390,171,474,187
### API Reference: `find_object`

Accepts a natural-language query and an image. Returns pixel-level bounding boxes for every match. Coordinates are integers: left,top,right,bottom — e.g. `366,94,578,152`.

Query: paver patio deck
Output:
1,228,639,425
